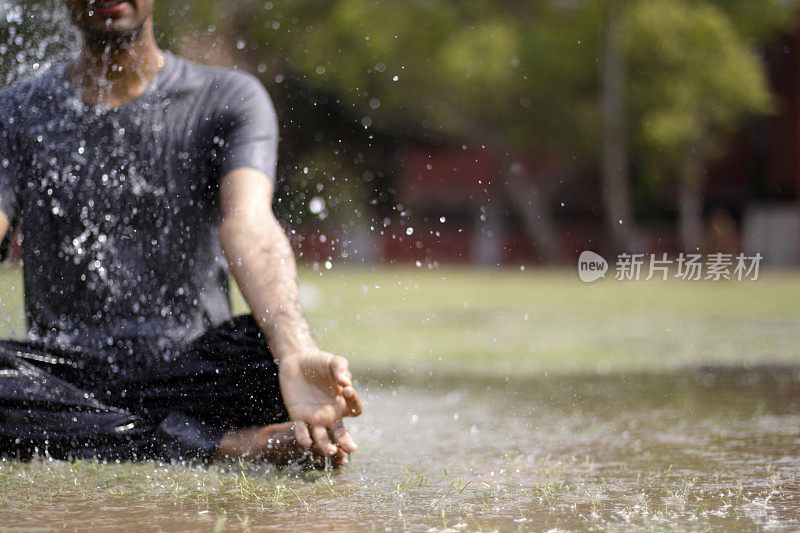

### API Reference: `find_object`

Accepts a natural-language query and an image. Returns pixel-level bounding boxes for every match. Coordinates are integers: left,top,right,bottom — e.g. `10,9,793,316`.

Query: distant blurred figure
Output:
703,209,739,255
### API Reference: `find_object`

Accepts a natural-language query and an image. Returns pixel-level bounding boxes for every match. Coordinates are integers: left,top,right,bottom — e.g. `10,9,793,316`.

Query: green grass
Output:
2,264,800,375
1,264,798,530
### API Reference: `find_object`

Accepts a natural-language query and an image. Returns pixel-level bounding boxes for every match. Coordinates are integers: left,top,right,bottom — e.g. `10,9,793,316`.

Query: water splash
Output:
0,0,77,87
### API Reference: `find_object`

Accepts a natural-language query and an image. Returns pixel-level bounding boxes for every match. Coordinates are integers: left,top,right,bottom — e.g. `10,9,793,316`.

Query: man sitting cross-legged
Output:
0,0,361,466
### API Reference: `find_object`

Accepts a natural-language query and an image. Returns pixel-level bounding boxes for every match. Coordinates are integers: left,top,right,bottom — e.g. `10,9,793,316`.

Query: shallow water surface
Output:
0,368,798,531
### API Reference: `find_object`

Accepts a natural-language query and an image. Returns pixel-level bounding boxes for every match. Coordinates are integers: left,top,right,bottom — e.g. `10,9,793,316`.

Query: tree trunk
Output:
471,202,504,266
680,146,705,252
502,156,566,264
601,0,636,254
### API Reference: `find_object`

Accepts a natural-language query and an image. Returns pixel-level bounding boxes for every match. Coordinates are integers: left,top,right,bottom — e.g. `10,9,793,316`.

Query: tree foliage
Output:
626,0,777,182
245,0,601,156
240,0,794,164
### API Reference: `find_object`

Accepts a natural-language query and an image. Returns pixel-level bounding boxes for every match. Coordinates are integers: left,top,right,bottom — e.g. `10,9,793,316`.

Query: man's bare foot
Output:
214,422,349,468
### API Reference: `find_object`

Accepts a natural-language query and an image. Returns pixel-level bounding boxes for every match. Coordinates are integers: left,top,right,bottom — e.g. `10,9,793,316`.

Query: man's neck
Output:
67,19,165,108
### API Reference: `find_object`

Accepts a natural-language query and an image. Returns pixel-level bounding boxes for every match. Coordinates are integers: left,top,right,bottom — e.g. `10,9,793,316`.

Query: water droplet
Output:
309,196,325,214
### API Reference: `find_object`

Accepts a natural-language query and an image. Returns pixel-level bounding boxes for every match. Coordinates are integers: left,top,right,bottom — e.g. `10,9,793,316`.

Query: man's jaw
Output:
79,0,147,46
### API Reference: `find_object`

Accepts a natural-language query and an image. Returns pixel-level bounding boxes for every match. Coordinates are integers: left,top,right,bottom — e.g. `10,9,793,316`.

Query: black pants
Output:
0,315,288,464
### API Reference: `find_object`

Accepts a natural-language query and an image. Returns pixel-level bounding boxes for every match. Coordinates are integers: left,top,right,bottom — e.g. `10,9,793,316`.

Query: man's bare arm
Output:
219,167,362,456
0,211,9,244
219,168,316,356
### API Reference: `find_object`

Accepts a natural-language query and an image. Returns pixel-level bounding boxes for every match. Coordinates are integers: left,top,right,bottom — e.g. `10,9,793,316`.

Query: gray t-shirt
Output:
0,51,278,350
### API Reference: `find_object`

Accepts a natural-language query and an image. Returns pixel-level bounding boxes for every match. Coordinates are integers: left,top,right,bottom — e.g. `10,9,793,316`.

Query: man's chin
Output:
80,18,146,45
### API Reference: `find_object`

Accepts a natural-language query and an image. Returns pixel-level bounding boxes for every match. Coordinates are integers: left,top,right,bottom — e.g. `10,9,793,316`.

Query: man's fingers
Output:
332,447,349,468
293,421,312,449
330,356,352,388
344,388,363,417
311,425,337,456
331,421,358,453
328,355,363,417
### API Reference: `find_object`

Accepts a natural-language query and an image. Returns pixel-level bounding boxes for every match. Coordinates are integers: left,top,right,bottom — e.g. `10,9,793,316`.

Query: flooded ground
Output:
0,367,798,531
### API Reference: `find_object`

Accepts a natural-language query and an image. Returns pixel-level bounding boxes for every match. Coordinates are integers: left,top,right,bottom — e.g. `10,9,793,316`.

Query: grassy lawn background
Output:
1,264,799,376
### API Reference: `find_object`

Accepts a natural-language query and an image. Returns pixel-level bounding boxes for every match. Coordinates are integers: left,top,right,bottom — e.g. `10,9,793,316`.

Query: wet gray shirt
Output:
0,51,278,350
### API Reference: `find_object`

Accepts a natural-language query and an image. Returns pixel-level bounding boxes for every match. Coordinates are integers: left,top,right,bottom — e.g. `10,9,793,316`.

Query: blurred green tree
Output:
237,0,794,257
232,0,607,262
626,0,789,251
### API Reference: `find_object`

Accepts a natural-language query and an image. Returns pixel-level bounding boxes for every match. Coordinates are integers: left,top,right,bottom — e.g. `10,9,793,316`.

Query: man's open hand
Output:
278,350,363,456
